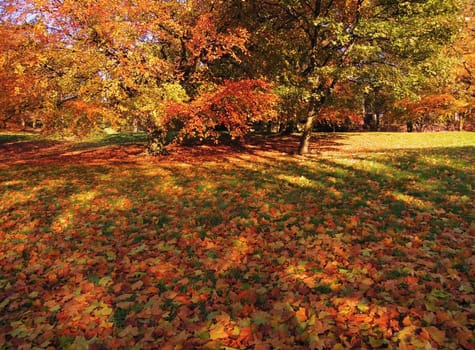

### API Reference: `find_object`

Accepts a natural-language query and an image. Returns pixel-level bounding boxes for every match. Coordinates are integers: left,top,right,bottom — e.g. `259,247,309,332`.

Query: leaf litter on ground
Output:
0,132,474,349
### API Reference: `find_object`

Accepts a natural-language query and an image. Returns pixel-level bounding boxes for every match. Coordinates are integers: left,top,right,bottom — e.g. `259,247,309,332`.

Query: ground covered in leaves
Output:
0,132,474,349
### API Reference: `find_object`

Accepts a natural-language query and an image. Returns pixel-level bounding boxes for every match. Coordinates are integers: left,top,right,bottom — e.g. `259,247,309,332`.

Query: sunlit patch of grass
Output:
392,192,433,210
276,174,320,188
328,131,475,152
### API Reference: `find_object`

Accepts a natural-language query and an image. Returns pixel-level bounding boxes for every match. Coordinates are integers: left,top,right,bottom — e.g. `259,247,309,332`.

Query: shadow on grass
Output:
0,142,473,349
245,133,349,154
0,133,38,145
71,132,148,150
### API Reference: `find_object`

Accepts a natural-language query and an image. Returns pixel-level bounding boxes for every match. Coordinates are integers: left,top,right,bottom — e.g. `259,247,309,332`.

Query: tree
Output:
446,0,475,130
387,1,475,132
224,0,464,154
166,79,278,142
396,94,458,131
1,0,277,154
0,20,47,129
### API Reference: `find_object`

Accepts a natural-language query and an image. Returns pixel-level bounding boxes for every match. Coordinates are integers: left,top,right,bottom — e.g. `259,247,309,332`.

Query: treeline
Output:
1,0,474,154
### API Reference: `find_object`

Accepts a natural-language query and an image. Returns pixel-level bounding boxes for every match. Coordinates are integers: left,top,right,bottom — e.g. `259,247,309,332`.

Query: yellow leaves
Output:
200,313,234,342
93,303,113,317
44,300,61,313
277,174,314,187
14,63,25,75
209,323,227,340
70,336,90,350
0,133,474,349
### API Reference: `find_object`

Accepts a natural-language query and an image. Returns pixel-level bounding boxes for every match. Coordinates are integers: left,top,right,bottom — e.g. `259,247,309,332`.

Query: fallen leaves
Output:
0,133,474,349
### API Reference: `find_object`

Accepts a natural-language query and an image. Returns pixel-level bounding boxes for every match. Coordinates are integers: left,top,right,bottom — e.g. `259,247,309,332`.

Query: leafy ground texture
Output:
0,132,474,350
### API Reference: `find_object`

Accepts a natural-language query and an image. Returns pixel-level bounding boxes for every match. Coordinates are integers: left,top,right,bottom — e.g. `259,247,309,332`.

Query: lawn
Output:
0,132,474,349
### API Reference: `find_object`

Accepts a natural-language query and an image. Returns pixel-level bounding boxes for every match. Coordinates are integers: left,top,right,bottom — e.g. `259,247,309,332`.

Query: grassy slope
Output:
0,132,474,349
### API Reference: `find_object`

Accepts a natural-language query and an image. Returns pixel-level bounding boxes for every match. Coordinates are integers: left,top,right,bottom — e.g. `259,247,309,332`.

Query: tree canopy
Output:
0,0,472,153
224,0,466,152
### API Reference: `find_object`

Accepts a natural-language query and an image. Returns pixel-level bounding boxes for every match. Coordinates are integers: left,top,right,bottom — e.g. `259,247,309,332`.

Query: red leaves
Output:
319,106,364,127
0,133,474,349
185,13,249,64
166,79,278,141
399,94,458,117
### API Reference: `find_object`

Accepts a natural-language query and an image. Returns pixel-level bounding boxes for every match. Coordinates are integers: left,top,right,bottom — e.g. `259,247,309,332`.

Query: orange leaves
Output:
0,0,257,136
130,280,143,291
295,307,307,323
398,94,459,119
185,13,249,64
427,326,446,346
118,325,139,338
319,106,364,127
1,133,474,349
166,79,278,141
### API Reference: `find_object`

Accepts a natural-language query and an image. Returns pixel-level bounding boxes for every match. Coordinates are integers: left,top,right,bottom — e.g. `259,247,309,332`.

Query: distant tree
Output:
224,0,464,153
0,21,46,129
446,0,475,130
396,94,459,131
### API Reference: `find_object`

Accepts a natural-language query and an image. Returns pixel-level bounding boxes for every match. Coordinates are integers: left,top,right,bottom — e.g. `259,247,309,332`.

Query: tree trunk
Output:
375,113,381,130
146,129,168,156
457,113,464,131
298,113,315,155
133,118,139,133
362,96,367,129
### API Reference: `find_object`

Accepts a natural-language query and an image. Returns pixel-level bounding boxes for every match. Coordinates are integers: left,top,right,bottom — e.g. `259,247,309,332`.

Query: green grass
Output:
93,132,148,145
0,131,474,349
330,131,475,152
69,131,148,150
0,132,39,144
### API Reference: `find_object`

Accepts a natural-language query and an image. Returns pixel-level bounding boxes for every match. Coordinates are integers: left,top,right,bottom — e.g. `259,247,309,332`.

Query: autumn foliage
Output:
0,132,474,349
0,0,268,145
0,0,474,347
166,80,278,141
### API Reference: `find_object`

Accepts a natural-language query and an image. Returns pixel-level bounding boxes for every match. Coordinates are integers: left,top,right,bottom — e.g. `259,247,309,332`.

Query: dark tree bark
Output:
146,129,168,156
